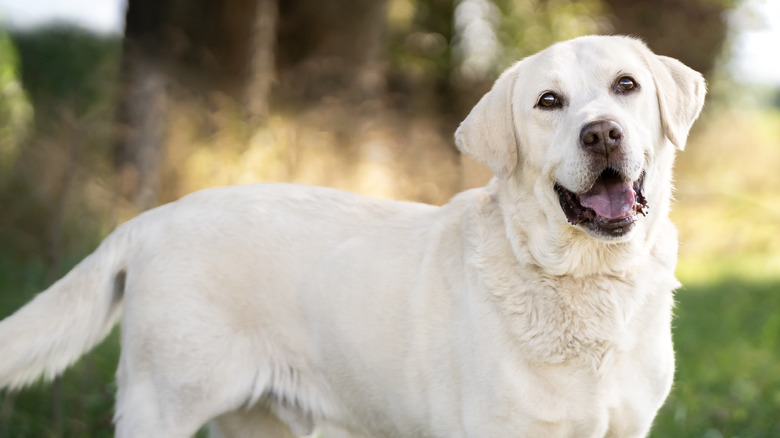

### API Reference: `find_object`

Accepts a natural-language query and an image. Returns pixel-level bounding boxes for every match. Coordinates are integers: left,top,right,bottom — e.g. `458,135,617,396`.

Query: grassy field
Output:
651,277,780,437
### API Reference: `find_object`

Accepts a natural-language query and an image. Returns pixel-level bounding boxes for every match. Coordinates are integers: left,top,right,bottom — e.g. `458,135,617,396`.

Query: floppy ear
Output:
454,65,520,180
650,55,707,150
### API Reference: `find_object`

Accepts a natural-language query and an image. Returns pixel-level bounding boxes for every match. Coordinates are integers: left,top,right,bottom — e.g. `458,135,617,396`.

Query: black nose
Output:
579,120,623,155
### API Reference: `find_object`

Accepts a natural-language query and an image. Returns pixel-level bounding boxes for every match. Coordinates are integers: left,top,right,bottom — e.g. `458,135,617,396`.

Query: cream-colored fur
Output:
0,35,705,437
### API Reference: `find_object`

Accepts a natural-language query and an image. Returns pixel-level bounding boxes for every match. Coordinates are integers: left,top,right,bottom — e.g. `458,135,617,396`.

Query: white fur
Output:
0,36,705,438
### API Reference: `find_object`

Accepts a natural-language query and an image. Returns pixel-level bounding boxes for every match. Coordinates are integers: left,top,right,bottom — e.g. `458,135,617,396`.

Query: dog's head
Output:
455,36,706,273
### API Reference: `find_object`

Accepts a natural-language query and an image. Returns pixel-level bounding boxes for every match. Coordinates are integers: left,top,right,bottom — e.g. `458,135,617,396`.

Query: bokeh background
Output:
0,0,778,436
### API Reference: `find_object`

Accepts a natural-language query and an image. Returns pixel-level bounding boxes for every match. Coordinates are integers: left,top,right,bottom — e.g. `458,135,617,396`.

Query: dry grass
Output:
673,106,780,283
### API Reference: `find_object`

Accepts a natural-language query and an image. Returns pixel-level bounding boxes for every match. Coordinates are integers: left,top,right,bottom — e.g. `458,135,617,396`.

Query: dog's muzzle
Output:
555,169,648,238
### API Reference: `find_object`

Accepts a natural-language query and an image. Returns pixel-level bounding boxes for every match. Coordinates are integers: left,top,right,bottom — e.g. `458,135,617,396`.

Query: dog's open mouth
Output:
555,169,648,237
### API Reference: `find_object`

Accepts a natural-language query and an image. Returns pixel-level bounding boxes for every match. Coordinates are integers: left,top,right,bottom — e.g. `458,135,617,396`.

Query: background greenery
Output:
1,0,779,436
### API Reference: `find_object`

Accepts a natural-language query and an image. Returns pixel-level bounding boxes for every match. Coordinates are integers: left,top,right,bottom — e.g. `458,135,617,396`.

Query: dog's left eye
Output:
536,92,563,109
615,76,638,93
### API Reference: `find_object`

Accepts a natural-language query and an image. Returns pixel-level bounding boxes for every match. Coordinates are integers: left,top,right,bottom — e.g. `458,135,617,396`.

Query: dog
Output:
0,35,705,437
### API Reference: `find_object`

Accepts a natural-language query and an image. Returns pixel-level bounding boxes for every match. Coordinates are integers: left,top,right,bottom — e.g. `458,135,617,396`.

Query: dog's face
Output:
456,36,706,246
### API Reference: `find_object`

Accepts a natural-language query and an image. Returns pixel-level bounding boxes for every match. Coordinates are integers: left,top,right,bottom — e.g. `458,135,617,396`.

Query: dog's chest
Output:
487,349,672,437
490,273,643,364
469,274,675,437
456,322,673,438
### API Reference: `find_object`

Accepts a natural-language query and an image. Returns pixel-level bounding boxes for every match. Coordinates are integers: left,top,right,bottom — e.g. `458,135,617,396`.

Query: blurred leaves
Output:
0,29,32,174
494,0,609,67
11,25,120,117
0,27,120,261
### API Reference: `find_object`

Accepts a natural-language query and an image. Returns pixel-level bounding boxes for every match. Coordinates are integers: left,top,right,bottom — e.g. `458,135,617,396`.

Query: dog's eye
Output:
615,76,638,94
536,92,562,109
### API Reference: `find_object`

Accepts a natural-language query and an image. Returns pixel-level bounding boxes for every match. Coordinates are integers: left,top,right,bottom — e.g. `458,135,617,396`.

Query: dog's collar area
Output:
555,170,648,237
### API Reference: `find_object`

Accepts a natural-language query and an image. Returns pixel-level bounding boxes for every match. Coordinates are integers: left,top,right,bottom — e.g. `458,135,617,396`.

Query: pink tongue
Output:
580,177,635,220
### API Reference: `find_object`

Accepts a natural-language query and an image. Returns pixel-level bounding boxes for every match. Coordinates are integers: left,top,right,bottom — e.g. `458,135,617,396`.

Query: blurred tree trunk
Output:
275,0,390,106
114,0,169,210
115,0,278,209
603,0,734,76
246,0,279,122
114,51,166,210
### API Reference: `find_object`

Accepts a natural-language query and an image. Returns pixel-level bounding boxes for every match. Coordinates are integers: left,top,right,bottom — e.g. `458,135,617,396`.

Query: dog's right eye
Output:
536,92,563,110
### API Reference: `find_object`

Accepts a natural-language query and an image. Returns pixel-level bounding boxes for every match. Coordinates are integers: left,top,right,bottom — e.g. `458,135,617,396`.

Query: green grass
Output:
650,277,780,438
0,332,119,438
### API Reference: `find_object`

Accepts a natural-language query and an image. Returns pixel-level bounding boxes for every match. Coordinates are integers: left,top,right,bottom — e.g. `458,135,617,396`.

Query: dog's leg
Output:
112,378,208,438
110,328,253,438
209,403,300,438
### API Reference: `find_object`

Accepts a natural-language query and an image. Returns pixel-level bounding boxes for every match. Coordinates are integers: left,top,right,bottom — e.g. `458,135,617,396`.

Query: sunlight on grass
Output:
673,106,780,284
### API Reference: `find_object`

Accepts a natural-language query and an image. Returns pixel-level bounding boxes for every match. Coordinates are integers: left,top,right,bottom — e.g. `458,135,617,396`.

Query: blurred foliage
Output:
0,27,120,261
1,0,780,436
0,29,33,175
493,0,608,66
11,25,121,117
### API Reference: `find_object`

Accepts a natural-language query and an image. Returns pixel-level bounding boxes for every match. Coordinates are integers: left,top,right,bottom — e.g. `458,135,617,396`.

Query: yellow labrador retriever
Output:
0,35,705,437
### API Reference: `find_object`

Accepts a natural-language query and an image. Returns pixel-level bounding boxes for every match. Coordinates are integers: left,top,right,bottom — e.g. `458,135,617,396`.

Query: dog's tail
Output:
0,223,133,390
